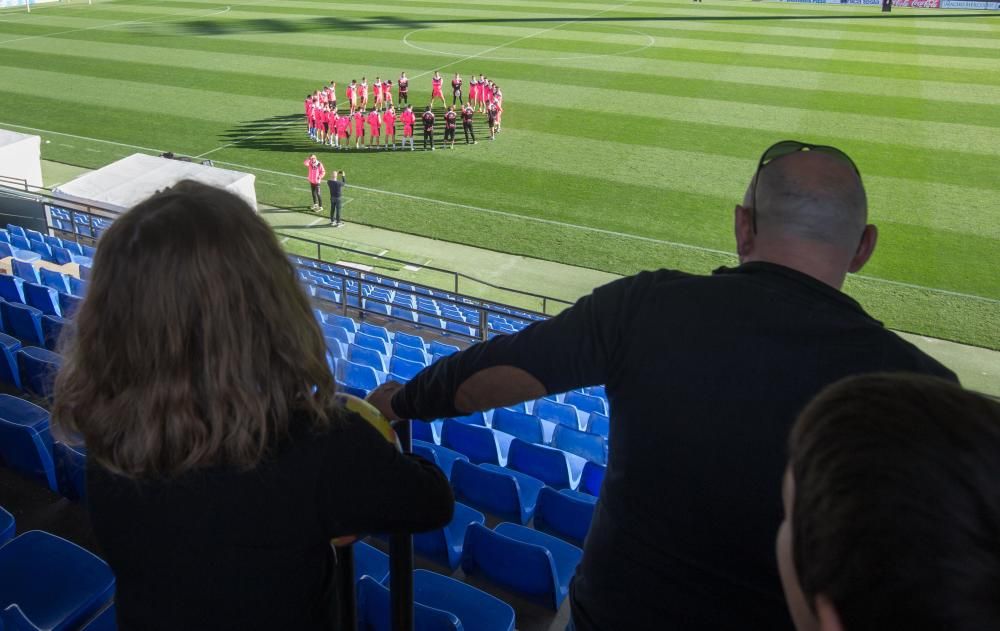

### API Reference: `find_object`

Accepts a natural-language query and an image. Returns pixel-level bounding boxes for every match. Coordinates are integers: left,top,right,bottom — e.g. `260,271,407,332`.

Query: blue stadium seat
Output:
449,411,487,427
587,412,609,438
0,531,115,630
533,399,581,430
411,420,442,446
2,302,44,346
440,420,512,466
79,603,116,630
11,259,39,285
0,418,57,491
392,343,426,366
336,360,380,398
451,460,543,525
394,332,425,350
58,293,82,318
28,240,54,264
461,522,582,610
363,300,390,316
68,277,87,298
38,268,68,294
25,230,44,244
412,569,516,631
17,346,63,399
391,307,416,323
6,225,25,239
354,332,388,356
580,461,606,497
388,355,423,381
358,575,461,631
54,442,87,502
354,541,390,584
417,314,443,329
81,244,96,259
359,322,390,344
411,439,467,479
43,235,62,250
0,394,50,430
492,408,544,445
502,401,527,414
0,333,22,390
0,242,11,260
51,245,73,266
0,229,8,243
506,439,584,491
428,340,459,356
414,501,485,570
0,274,24,303
322,323,352,346
552,425,607,465
564,391,607,416
534,487,597,548
325,314,357,334
78,264,92,280
349,344,388,373
325,337,345,361
10,233,29,251
62,241,84,257
0,506,13,546
23,282,60,317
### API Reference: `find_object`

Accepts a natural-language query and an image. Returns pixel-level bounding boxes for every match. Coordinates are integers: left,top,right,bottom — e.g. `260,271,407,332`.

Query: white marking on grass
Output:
378,249,389,256
404,264,422,272
407,0,646,79
402,27,655,63
338,261,373,272
3,120,996,306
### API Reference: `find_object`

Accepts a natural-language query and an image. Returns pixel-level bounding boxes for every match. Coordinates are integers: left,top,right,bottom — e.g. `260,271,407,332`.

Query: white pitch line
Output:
0,5,231,46
193,120,299,159
2,120,996,306
408,0,644,80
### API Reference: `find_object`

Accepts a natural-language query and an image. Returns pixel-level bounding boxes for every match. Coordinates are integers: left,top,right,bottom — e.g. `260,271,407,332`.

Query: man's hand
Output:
367,381,406,421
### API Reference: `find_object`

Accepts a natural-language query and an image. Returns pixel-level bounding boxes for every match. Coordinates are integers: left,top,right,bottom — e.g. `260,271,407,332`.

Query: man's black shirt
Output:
421,112,434,132
392,262,956,631
326,175,346,199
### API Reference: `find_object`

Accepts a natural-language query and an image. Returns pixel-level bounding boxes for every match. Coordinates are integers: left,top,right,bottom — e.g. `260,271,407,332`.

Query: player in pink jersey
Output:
326,108,338,146
305,95,314,135
335,113,350,150
383,106,397,150
353,110,366,149
308,102,320,141
400,105,415,151
384,80,394,109
430,71,445,108
366,109,381,149
360,77,370,109
347,80,357,114
326,82,337,111
373,77,384,111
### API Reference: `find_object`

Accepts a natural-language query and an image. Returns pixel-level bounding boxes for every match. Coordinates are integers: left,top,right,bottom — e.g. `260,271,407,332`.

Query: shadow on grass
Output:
172,10,1000,37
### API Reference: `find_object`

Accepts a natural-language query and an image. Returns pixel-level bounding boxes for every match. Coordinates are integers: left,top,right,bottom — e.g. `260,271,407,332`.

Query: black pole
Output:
335,544,357,631
389,420,415,631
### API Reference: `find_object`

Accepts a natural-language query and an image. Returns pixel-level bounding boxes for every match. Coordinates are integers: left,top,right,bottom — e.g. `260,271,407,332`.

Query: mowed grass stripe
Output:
6,10,999,90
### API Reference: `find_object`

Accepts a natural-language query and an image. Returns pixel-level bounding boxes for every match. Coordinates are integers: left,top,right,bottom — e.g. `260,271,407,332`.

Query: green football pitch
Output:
1,0,998,350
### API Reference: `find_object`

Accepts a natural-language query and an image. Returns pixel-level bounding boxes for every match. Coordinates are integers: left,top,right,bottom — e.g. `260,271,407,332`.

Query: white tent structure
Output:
0,129,43,190
51,153,257,214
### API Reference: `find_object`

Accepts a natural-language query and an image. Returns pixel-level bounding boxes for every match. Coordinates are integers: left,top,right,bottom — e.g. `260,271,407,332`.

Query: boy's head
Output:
778,373,1000,631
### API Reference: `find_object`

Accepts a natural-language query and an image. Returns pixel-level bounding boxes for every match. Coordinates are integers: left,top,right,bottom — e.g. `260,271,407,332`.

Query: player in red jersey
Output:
308,101,320,141
327,108,339,146
443,105,458,149
373,77,383,111
461,102,476,145
335,112,350,150
347,80,357,114
383,106,397,150
360,77,369,109
367,109,381,149
304,95,313,133
430,71,445,108
451,73,463,106
353,109,366,149
398,72,409,105
400,105,415,151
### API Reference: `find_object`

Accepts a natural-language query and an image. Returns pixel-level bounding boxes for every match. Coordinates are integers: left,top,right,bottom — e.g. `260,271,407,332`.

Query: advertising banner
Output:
940,0,1000,7
893,0,942,7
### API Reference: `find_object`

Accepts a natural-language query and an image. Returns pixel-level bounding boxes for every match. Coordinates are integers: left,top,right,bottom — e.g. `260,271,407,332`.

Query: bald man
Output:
369,141,956,631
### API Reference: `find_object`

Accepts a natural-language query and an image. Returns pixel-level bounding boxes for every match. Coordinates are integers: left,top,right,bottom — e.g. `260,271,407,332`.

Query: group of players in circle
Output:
304,71,504,151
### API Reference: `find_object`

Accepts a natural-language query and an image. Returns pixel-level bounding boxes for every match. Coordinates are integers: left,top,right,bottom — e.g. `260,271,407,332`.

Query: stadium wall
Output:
0,0,60,6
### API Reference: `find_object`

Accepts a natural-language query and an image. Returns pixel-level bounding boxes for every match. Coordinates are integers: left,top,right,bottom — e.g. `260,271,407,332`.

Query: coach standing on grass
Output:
368,141,957,631
327,170,346,227
303,154,325,211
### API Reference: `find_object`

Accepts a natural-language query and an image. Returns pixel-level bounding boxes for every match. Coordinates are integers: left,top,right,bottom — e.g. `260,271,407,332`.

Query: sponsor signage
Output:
940,0,1000,7
893,0,942,7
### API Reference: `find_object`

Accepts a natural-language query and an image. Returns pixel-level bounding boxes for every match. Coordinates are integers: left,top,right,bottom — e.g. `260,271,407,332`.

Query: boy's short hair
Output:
789,373,1000,631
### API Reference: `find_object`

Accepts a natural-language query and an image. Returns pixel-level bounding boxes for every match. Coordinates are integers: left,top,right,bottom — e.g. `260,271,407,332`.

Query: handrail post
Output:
479,306,488,343
389,420,414,631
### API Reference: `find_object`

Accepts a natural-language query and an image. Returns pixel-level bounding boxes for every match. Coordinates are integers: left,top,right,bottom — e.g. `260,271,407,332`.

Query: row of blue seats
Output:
1,268,87,302
48,207,114,241
0,394,84,497
2,224,96,267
